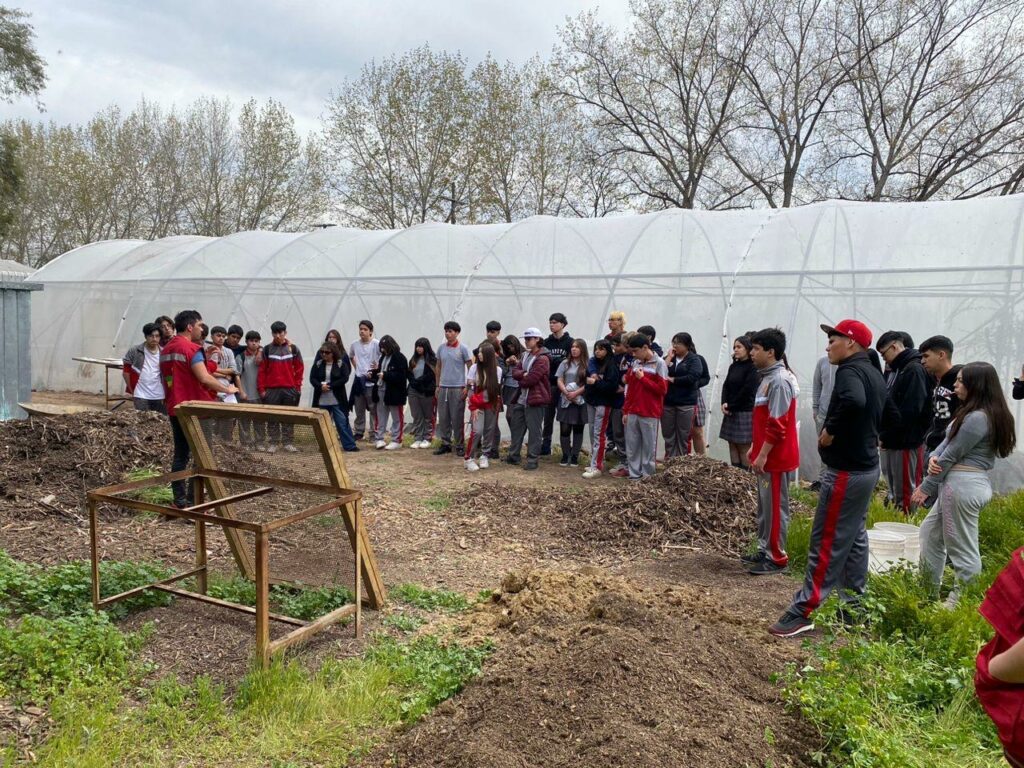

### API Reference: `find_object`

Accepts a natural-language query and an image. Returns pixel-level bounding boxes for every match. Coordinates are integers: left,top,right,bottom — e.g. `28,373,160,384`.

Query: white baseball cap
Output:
522,327,543,339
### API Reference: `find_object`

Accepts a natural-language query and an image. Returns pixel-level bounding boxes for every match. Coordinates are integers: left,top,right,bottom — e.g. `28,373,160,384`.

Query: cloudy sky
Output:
5,0,632,134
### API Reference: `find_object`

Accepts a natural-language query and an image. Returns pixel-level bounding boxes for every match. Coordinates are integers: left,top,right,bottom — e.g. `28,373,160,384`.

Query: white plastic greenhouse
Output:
28,195,1024,484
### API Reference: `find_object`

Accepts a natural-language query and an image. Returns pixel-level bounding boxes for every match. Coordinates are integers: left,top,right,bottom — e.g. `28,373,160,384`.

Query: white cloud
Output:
4,0,632,135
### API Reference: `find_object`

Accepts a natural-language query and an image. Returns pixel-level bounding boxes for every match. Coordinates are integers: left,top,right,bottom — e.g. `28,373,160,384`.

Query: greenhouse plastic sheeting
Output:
28,196,1024,485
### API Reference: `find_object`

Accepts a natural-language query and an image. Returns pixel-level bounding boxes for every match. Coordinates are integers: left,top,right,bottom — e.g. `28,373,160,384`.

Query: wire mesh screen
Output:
180,403,360,590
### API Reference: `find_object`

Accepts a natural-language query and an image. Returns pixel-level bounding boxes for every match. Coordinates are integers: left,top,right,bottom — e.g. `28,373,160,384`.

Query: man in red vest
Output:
160,309,238,508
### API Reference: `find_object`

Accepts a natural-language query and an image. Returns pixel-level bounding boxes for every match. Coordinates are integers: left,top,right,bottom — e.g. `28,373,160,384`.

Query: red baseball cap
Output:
820,319,872,349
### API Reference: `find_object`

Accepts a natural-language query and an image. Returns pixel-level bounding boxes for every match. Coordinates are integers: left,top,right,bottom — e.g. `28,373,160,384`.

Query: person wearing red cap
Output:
770,319,891,637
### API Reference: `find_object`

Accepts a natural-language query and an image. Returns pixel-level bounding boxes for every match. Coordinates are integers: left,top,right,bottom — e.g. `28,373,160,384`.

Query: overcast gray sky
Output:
4,0,632,134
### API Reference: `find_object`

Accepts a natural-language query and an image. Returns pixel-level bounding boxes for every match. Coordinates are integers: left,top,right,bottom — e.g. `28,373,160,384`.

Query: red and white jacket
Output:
751,362,800,473
258,341,304,392
622,355,669,419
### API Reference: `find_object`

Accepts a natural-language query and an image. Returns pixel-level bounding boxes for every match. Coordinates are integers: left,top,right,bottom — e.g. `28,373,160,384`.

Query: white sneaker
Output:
478,456,489,469
416,440,429,449
255,444,267,453
465,459,480,472
385,441,401,451
283,443,298,453
265,444,278,454
582,467,601,479
409,440,420,449
375,440,386,449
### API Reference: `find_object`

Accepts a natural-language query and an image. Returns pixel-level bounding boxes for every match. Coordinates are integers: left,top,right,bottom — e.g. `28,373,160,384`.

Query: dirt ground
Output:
0,403,822,765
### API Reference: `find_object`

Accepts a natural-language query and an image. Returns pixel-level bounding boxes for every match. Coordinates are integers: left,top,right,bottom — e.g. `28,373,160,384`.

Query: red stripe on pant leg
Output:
902,450,911,513
769,472,788,566
397,408,405,441
597,409,610,470
804,471,849,617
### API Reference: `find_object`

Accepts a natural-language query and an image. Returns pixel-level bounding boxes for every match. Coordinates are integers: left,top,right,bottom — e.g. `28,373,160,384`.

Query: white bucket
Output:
873,522,921,564
867,530,906,573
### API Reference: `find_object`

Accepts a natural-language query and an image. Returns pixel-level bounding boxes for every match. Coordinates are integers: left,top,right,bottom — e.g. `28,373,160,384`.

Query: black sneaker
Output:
559,455,570,467
568,454,579,467
740,551,766,565
505,455,521,465
455,445,465,457
540,443,552,456
768,614,814,638
433,445,452,456
748,559,789,576
524,460,539,471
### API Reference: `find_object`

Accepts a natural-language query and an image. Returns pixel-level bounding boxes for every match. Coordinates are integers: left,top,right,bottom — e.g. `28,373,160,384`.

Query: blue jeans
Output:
319,404,357,451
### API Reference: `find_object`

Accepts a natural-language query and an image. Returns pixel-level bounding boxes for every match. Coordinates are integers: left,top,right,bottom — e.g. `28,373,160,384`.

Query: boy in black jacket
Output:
542,313,574,455
919,335,962,459
771,320,891,638
876,330,931,514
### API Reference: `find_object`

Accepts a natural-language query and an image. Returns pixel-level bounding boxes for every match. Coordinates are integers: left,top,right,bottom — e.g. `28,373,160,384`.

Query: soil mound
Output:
0,410,170,509
454,456,760,556
370,568,819,768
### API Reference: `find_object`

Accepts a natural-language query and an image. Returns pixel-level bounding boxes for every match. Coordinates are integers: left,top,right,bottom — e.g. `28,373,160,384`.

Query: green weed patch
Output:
781,489,1024,767
391,583,470,612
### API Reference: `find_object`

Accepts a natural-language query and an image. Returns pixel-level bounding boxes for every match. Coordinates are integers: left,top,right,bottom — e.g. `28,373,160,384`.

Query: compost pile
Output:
0,410,170,508
454,456,759,556
366,568,820,768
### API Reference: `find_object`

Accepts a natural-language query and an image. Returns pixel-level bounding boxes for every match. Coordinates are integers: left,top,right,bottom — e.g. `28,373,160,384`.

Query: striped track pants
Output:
786,465,880,619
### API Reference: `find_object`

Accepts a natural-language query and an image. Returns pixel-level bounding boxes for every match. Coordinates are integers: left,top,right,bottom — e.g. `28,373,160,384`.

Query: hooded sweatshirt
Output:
880,347,931,450
751,361,800,472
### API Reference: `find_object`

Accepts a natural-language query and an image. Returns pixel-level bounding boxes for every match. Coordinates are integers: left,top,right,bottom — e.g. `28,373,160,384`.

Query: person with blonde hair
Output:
605,311,627,341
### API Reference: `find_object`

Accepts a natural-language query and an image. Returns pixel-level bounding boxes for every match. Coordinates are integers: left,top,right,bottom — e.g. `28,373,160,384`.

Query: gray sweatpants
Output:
625,414,658,479
524,404,545,461
756,470,791,566
506,401,527,459
588,405,612,471
661,405,695,459
436,386,465,448
919,469,990,593
786,465,879,619
351,381,374,439
407,392,435,442
373,400,404,443
881,446,924,514
466,408,498,460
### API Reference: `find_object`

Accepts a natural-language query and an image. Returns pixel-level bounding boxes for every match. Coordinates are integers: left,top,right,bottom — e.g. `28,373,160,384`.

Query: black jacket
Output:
722,358,758,412
880,348,931,449
310,357,351,410
372,352,409,406
925,364,962,451
820,351,894,471
664,353,703,406
1014,378,1024,401
407,356,437,397
584,357,619,407
544,333,574,383
696,354,711,389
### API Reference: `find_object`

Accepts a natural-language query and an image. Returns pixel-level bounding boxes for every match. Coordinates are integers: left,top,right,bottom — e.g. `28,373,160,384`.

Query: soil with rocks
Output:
365,568,820,768
453,456,773,557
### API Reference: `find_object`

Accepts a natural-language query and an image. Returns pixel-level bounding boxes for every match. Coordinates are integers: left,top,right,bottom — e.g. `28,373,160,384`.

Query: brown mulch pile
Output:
453,456,761,557
365,567,820,768
0,410,171,511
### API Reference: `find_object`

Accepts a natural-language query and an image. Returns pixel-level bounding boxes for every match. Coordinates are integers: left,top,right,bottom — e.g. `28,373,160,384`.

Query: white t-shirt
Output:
134,347,164,400
349,338,380,377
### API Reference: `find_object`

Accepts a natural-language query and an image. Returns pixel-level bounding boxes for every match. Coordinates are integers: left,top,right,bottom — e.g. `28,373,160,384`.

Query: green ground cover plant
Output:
781,487,1024,767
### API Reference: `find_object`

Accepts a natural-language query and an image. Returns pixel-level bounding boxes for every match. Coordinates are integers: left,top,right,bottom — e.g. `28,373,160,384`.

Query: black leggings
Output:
559,422,585,458
169,415,192,504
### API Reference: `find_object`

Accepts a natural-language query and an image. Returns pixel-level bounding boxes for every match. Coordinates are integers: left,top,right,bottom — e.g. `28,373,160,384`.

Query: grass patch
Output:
122,467,174,505
0,551,172,620
383,613,426,633
391,583,470,612
205,574,354,622
781,489,1024,767
423,492,451,512
33,635,492,767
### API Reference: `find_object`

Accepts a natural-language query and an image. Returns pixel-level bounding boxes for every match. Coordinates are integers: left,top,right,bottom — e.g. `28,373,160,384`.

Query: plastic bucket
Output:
873,522,921,564
867,530,906,573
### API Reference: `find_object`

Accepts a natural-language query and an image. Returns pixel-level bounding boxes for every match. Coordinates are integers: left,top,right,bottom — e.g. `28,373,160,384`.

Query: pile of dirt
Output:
453,456,760,557
0,410,170,510
368,567,820,768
